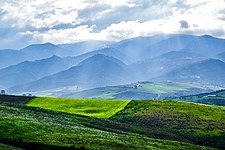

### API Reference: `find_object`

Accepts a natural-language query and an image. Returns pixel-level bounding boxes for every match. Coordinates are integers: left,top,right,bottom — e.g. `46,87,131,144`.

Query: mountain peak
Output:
50,55,61,59
197,58,225,66
78,54,126,67
22,42,58,51
200,35,214,39
44,42,54,45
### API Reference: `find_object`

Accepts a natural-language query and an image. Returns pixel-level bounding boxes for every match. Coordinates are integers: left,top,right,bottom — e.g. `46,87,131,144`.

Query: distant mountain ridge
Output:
10,54,130,92
154,59,225,86
0,49,26,69
0,55,80,88
129,50,206,80
217,51,225,62
0,34,224,96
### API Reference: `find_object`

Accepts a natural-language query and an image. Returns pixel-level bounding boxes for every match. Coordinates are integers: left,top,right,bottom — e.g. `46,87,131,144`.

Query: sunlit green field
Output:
1,95,225,149
0,103,209,150
27,97,130,118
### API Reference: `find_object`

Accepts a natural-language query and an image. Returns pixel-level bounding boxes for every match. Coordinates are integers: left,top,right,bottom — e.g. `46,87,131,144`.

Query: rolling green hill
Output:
27,97,130,118
0,95,224,149
111,100,225,148
64,82,221,100
0,102,209,150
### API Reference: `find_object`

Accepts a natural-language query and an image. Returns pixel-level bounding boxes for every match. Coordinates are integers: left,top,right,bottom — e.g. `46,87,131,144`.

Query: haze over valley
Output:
0,34,224,99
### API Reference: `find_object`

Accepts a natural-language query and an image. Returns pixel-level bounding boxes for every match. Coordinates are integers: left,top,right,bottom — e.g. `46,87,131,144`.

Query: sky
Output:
0,0,225,49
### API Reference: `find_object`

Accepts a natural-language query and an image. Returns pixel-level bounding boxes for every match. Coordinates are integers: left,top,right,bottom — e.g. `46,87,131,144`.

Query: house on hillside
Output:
133,83,142,89
0,90,6,95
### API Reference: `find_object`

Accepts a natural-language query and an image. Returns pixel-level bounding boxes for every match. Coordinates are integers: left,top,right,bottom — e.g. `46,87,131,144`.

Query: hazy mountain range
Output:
1,34,225,96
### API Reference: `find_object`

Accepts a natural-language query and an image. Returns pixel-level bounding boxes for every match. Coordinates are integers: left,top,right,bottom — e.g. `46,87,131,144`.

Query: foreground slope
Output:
0,102,208,150
111,100,225,148
1,95,225,149
22,96,225,148
0,143,19,150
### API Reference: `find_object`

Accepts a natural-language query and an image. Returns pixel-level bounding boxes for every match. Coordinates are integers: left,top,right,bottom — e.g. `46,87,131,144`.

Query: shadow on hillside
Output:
1,138,86,150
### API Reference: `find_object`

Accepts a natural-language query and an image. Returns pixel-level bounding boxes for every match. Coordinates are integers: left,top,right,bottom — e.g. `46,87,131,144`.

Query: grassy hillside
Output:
111,100,225,148
0,143,20,150
0,103,209,150
27,97,130,118
180,90,225,106
1,95,225,149
0,95,34,104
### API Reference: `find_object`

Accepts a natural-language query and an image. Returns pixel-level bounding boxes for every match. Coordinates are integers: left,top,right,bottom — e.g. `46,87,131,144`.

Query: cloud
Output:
0,0,225,49
20,19,181,44
179,20,189,29
20,25,100,44
218,8,225,21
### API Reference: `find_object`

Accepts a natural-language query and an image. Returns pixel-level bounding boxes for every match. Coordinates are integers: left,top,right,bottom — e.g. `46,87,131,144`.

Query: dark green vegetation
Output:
0,95,34,104
0,101,209,150
111,100,225,149
1,95,225,149
0,143,20,150
64,82,220,100
27,97,130,118
180,90,225,106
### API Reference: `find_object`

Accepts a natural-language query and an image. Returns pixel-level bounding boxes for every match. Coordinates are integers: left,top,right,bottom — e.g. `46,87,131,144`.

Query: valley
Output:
63,81,222,100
